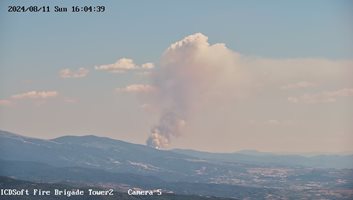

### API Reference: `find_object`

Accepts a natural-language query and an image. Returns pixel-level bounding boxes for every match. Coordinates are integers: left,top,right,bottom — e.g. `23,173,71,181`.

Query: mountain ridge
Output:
2,129,352,158
172,148,353,169
1,129,353,169
1,130,353,199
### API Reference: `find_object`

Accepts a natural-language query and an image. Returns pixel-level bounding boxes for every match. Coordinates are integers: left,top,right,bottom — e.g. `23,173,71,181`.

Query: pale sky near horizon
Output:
1,0,353,153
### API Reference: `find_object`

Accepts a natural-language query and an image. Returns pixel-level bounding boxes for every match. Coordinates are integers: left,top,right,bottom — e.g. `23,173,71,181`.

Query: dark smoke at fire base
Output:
146,112,186,149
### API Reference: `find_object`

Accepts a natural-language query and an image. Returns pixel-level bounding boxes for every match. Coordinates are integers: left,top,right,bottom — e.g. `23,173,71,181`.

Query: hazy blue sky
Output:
1,1,353,153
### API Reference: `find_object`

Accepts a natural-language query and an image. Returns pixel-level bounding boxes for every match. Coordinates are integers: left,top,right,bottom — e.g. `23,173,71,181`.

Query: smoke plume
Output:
146,33,238,148
146,112,186,148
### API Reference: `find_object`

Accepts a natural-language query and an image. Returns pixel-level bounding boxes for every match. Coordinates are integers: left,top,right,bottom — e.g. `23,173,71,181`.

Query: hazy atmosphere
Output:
1,0,353,153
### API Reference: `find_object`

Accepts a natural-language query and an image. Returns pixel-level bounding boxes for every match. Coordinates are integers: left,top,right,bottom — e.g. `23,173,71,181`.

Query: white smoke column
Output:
146,33,238,149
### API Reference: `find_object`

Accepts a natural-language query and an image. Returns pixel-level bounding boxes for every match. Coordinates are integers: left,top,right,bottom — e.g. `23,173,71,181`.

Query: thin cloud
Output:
63,97,78,103
11,91,58,100
288,88,353,104
0,99,12,106
281,81,317,90
95,58,137,73
95,58,154,73
141,62,155,69
59,68,89,78
266,120,281,126
116,84,156,93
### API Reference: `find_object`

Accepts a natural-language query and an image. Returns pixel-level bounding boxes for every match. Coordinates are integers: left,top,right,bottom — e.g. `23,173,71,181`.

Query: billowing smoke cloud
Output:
146,33,238,148
146,112,186,148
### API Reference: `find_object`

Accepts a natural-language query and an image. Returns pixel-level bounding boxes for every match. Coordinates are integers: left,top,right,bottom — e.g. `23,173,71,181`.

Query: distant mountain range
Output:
1,130,352,170
0,130,276,198
172,148,353,169
0,130,223,182
1,130,353,199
